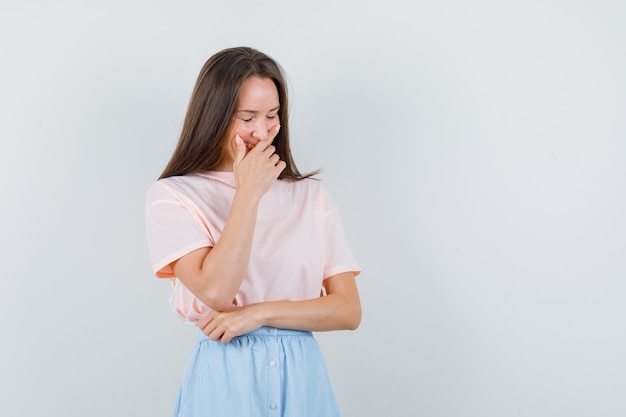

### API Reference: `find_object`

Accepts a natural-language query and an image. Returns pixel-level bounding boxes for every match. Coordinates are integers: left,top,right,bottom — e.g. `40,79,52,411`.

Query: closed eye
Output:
237,106,279,122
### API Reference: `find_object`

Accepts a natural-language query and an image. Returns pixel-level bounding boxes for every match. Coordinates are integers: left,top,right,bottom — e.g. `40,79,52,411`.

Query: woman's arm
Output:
196,272,361,343
171,131,285,311
169,192,259,311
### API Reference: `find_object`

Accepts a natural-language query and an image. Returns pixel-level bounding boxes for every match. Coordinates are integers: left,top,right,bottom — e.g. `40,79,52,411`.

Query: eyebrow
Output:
237,106,280,114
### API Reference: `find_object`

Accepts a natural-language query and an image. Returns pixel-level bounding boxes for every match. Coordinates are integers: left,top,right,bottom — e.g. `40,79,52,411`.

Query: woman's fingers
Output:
249,124,280,152
233,124,285,194
196,311,212,328
196,307,258,344
208,327,225,342
268,124,280,143
233,135,246,165
197,311,219,339
269,153,280,165
197,310,230,342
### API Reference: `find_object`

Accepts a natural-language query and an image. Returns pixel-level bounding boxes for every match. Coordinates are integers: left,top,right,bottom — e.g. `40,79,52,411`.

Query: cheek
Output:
234,120,279,138
233,121,253,137
221,136,236,160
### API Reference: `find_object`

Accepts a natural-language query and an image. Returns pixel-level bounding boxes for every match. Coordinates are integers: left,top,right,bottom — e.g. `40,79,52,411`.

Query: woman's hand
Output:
233,125,285,198
196,304,262,344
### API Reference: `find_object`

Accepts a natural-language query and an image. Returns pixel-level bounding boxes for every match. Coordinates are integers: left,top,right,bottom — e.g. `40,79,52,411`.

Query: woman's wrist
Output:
233,186,265,206
250,302,270,327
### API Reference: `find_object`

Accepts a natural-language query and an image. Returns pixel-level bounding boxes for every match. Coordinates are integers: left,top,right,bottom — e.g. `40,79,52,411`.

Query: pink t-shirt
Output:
145,171,361,323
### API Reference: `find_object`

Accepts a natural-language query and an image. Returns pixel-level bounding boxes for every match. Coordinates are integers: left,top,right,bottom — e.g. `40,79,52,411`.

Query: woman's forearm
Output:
194,272,361,343
256,294,361,331
172,189,261,311
201,191,259,300
255,272,361,331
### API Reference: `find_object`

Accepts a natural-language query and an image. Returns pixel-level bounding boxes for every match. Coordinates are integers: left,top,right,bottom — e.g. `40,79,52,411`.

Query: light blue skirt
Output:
173,327,341,417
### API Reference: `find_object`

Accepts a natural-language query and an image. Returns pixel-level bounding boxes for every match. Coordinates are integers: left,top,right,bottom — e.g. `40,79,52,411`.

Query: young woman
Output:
145,46,361,417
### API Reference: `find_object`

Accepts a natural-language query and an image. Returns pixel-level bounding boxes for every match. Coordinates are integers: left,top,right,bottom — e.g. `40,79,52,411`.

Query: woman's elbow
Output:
344,302,362,330
198,288,236,312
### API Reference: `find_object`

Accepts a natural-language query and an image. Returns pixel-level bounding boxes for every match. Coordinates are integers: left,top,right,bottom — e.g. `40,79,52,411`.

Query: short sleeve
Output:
320,185,362,279
145,182,212,278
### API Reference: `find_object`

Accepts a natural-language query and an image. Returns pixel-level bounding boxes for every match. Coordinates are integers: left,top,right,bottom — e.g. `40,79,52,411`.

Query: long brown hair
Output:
159,47,316,180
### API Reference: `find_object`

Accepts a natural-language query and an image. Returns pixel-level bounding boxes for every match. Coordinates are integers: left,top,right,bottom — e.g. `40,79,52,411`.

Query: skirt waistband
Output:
198,326,312,341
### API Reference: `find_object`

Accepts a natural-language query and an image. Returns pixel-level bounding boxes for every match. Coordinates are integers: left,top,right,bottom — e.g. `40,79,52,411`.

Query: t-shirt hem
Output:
323,264,362,280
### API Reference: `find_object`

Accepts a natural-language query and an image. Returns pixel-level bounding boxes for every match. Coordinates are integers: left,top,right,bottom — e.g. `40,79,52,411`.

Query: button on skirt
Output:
173,327,341,417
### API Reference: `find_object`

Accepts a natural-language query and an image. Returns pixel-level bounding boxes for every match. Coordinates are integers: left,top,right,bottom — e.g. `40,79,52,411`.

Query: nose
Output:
251,119,274,141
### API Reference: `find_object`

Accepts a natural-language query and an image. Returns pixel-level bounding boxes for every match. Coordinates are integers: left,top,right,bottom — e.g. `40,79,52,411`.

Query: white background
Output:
1,1,625,416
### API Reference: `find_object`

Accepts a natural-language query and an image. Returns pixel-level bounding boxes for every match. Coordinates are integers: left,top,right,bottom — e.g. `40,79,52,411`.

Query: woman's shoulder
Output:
146,172,235,202
278,177,326,195
275,178,340,214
